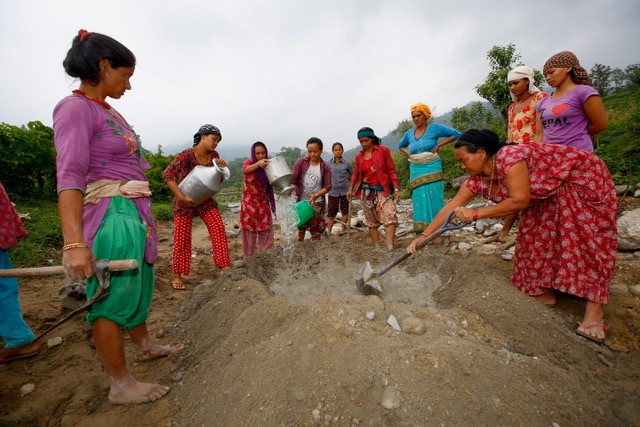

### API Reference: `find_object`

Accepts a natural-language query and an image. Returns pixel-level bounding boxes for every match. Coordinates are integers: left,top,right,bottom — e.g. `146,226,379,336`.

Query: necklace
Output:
482,157,496,201
72,89,130,128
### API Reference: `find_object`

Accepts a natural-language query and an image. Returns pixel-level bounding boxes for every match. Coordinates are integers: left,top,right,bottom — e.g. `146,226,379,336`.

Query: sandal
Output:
575,322,608,344
171,279,186,290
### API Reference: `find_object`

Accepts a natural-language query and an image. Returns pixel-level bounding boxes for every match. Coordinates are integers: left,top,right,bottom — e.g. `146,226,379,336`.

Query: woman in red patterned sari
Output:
407,129,617,344
240,142,276,257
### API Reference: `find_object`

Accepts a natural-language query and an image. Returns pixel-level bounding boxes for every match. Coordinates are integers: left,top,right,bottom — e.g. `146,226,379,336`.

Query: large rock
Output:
618,208,640,251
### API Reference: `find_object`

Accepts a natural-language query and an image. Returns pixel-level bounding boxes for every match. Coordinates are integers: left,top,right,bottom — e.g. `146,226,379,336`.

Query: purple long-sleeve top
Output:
53,94,157,263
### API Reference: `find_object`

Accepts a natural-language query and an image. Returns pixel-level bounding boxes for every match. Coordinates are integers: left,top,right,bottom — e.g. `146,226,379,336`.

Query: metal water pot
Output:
264,156,294,196
178,159,231,206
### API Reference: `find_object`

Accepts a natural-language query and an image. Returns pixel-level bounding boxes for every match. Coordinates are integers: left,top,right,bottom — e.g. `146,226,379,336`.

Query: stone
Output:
615,184,632,195
381,387,401,410
478,244,498,255
20,383,35,396
458,242,472,251
401,317,426,335
629,284,640,296
635,189,640,198
387,315,401,332
450,175,468,190
617,209,640,251
365,311,375,320
616,252,635,261
47,337,63,348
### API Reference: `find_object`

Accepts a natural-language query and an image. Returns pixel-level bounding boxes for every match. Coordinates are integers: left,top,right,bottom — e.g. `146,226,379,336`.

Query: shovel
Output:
355,210,469,295
0,259,138,339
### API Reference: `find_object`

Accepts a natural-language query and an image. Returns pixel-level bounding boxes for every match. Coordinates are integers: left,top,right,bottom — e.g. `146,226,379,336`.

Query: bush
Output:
8,200,62,268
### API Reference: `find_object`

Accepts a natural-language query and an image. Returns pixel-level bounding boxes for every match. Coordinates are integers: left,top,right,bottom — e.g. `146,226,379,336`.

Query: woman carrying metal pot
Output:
163,124,231,290
240,141,276,257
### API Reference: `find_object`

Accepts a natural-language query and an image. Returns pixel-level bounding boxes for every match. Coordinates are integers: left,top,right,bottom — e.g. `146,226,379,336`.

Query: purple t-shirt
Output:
53,94,157,263
535,84,599,152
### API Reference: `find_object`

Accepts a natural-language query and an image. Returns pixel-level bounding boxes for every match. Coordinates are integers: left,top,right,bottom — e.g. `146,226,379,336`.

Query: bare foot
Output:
109,380,170,405
497,232,509,243
135,342,184,362
533,292,557,307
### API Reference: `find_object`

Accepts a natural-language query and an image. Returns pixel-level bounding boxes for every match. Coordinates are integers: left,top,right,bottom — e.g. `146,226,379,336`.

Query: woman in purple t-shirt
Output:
54,29,182,405
533,51,608,152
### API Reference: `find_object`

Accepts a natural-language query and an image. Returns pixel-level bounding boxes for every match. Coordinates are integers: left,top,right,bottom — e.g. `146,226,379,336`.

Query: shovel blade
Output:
359,279,383,296
355,262,382,295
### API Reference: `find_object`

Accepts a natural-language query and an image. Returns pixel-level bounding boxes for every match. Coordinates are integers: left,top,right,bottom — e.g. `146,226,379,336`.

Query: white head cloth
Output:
507,65,541,102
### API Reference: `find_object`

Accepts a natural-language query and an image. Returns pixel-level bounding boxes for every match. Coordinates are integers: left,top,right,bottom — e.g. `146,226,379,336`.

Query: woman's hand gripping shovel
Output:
355,210,470,296
0,259,138,339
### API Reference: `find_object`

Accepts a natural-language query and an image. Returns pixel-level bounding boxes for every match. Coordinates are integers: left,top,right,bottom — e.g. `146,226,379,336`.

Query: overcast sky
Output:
2,0,639,157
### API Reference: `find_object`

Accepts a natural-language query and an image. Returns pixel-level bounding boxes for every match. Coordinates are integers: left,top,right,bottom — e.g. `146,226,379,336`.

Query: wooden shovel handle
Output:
0,259,138,278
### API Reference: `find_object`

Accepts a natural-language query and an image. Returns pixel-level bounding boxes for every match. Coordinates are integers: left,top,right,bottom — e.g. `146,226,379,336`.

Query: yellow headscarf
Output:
410,103,432,120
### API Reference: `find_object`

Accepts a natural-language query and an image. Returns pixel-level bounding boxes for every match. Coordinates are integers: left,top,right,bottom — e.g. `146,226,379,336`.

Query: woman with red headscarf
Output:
240,141,276,257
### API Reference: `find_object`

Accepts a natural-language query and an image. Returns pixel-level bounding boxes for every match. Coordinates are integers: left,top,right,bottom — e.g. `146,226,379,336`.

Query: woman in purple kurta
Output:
54,29,181,405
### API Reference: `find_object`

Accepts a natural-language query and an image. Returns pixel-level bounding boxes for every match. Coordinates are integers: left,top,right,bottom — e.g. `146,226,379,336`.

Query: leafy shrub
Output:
8,200,62,267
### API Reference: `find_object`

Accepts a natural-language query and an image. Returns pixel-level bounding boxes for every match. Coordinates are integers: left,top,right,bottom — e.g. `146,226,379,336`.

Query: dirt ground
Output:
1,199,639,426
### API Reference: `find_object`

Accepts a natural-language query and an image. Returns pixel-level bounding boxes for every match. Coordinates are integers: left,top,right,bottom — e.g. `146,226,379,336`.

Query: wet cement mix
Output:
1,199,639,426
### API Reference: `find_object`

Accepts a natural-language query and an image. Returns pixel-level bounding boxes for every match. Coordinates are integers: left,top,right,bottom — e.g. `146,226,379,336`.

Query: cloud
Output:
1,0,639,156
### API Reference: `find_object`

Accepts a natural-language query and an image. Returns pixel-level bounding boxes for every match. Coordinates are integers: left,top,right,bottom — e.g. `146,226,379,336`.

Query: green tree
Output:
274,146,303,169
0,121,57,199
475,44,544,126
391,119,412,138
590,63,612,95
145,145,174,202
450,102,506,140
610,68,626,93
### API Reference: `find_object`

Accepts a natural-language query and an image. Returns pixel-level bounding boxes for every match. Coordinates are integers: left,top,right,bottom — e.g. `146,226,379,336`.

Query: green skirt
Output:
86,197,154,329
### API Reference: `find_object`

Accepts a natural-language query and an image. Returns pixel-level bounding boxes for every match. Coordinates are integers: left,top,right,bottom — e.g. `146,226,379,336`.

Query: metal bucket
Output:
264,156,294,196
178,160,230,206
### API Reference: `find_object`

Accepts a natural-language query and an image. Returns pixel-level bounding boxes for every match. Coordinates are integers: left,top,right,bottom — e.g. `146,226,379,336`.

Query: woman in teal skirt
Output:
398,102,461,234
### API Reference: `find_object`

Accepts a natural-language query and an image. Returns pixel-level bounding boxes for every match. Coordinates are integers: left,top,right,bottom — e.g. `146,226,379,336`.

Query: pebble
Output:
20,383,35,396
312,409,321,423
401,317,426,335
628,285,640,296
387,315,401,332
47,336,63,348
478,244,498,255
174,371,185,382
458,242,472,251
365,311,375,320
501,253,514,261
381,387,401,410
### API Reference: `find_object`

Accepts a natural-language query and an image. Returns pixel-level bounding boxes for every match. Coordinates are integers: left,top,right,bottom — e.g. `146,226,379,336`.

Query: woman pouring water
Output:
163,124,231,290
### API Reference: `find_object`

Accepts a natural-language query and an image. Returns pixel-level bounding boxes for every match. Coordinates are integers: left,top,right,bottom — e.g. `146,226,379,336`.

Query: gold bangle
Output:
62,242,88,251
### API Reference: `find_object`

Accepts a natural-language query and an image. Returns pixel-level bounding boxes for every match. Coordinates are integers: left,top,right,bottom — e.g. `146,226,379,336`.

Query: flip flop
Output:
0,350,39,364
575,322,608,344
171,279,186,290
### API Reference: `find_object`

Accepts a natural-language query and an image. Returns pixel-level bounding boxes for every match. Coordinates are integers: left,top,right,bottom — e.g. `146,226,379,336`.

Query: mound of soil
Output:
1,204,639,426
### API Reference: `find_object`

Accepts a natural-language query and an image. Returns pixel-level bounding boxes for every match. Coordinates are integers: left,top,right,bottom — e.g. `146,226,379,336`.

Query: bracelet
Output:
62,242,88,251
472,209,479,222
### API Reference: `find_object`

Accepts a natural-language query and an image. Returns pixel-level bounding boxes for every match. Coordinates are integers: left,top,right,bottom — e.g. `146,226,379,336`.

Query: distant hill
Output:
161,101,496,162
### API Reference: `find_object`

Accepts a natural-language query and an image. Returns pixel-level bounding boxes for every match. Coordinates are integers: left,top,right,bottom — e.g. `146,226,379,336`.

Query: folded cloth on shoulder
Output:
84,180,152,204
408,152,439,164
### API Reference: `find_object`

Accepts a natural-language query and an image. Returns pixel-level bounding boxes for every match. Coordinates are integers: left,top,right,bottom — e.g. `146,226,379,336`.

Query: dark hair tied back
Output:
63,30,136,86
453,129,513,155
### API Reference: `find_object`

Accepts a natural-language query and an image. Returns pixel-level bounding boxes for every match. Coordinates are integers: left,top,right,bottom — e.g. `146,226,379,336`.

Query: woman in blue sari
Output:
398,103,461,234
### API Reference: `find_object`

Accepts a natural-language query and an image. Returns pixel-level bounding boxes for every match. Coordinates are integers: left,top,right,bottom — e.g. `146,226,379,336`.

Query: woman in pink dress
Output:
407,129,617,344
240,142,276,257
